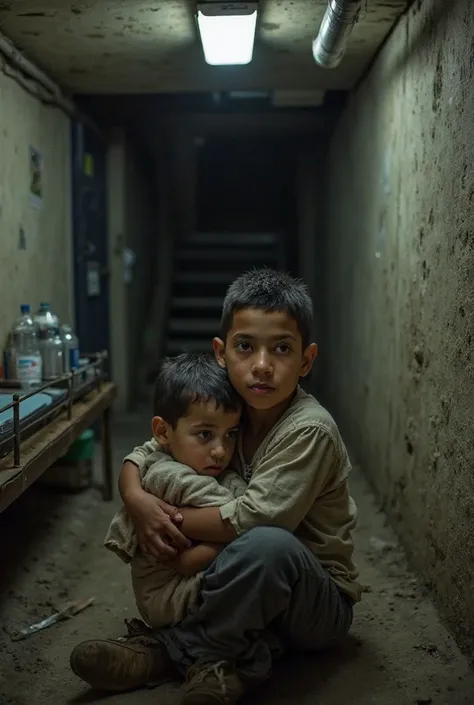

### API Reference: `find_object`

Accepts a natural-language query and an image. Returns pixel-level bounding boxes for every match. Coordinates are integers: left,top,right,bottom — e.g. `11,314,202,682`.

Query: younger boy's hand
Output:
126,490,191,558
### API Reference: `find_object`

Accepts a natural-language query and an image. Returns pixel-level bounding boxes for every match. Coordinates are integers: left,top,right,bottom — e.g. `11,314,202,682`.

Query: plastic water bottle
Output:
42,330,64,380
12,304,42,390
61,324,80,373
34,302,60,340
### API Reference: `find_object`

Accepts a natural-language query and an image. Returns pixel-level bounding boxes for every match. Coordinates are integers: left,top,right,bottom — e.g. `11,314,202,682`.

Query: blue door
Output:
71,121,110,368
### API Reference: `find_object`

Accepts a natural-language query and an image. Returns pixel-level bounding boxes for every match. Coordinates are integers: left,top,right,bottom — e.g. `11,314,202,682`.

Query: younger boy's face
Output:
152,401,241,477
213,308,317,412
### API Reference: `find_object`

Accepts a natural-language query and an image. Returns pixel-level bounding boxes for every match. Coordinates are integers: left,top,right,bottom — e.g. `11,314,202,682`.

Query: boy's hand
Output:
125,490,191,558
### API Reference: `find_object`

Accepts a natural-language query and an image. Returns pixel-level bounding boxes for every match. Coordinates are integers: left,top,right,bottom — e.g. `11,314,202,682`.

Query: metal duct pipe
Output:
312,0,363,69
0,30,75,115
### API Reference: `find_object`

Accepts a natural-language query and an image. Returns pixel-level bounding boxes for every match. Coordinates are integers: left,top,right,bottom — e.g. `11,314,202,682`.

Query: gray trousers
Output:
155,526,354,682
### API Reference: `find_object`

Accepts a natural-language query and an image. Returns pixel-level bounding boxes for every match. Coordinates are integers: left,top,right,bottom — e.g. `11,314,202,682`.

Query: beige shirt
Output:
125,389,362,604
104,449,246,627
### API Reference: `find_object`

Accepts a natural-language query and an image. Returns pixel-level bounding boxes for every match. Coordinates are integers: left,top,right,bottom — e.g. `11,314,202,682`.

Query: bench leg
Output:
101,406,113,501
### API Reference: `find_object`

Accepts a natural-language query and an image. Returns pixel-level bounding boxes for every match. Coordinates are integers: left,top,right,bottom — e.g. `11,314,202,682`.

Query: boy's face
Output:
152,401,241,477
213,307,317,412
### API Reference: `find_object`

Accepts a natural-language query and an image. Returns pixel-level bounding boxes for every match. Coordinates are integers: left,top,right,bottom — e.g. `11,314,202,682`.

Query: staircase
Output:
165,232,286,355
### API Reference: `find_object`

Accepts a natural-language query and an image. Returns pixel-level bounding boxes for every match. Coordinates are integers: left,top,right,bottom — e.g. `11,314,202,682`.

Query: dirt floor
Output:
0,407,473,705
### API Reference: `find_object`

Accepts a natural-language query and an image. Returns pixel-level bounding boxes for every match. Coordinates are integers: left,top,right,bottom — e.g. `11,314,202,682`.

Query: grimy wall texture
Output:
0,70,72,348
324,0,473,654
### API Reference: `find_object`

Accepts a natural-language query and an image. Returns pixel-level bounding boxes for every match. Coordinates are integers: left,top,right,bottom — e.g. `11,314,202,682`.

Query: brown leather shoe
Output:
181,661,247,704
70,627,173,692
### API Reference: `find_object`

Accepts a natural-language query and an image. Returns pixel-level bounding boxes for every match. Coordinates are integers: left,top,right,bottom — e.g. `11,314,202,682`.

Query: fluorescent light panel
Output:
197,3,258,66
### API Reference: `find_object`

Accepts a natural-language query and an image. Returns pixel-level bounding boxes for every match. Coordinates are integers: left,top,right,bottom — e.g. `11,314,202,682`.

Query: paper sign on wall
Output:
84,153,94,178
123,247,136,284
87,261,101,297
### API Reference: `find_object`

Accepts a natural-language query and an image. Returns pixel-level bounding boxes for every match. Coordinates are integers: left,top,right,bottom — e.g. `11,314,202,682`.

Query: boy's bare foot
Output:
70,620,174,692
181,660,247,704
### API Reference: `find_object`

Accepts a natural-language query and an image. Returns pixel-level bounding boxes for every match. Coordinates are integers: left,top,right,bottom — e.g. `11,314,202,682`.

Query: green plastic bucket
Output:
61,429,95,462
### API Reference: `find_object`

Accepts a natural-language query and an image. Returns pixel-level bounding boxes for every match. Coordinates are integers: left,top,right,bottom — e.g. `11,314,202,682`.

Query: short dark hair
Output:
221,268,313,347
153,352,241,427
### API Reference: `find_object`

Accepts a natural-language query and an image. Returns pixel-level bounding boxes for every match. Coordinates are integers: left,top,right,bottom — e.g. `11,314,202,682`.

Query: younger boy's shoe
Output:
181,660,247,704
70,622,174,692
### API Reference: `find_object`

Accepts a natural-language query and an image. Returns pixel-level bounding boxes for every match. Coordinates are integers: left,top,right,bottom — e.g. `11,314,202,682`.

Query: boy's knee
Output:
207,526,321,593
237,526,302,567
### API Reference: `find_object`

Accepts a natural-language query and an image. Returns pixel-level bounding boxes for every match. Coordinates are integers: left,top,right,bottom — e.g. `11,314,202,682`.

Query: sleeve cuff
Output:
219,499,244,536
123,452,143,468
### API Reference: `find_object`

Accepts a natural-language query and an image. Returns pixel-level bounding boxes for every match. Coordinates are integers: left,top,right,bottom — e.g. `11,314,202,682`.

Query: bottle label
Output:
17,355,42,384
69,348,80,370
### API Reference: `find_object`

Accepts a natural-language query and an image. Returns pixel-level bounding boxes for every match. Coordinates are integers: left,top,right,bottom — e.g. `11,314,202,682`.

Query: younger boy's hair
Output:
221,267,313,347
153,352,241,427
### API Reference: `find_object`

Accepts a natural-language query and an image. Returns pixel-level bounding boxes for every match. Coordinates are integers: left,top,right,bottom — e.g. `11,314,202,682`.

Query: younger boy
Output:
71,268,362,705
104,352,246,628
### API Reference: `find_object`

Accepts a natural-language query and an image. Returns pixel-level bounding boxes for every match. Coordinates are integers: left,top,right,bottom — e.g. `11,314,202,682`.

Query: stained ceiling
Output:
0,1,408,94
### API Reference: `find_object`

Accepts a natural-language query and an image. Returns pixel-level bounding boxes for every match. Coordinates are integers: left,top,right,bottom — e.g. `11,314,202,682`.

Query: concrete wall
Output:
295,143,326,397
106,132,127,408
324,0,474,654
139,152,175,389
107,128,154,411
124,140,155,403
0,70,72,354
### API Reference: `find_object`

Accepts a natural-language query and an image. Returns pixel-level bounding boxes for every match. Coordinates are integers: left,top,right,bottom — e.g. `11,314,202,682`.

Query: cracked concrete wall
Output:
0,71,72,354
324,0,474,654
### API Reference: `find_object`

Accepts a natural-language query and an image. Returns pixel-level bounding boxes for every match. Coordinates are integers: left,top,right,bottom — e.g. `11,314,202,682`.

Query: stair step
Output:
166,232,285,356
169,318,221,335
176,248,277,262
183,232,279,248
175,271,237,285
165,339,214,355
171,296,223,311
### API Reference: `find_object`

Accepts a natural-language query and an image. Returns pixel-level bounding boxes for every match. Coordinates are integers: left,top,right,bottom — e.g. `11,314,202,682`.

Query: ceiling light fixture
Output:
196,2,258,66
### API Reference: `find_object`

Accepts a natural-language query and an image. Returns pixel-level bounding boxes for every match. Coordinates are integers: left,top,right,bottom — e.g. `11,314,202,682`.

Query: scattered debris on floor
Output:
369,536,398,554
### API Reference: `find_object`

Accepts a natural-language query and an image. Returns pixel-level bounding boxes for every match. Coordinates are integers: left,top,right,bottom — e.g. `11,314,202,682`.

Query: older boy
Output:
71,268,362,704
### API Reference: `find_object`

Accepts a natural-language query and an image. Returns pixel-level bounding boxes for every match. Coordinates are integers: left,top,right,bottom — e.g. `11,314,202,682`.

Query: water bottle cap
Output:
21,304,30,313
